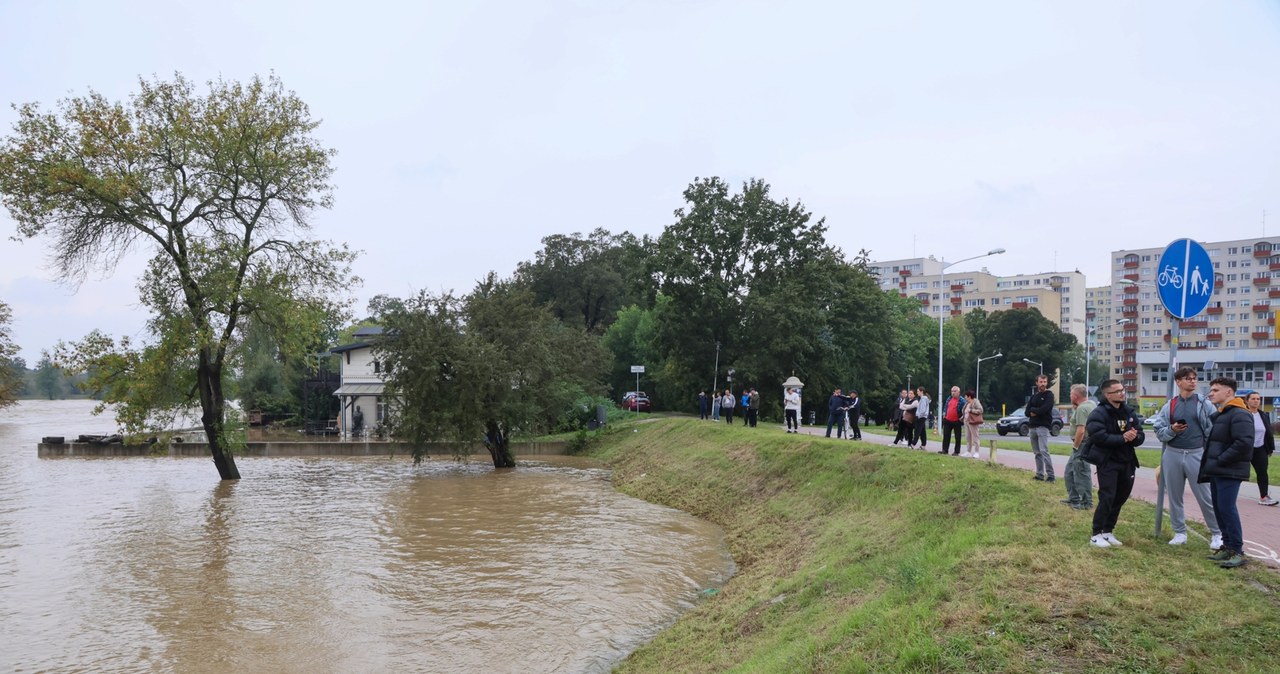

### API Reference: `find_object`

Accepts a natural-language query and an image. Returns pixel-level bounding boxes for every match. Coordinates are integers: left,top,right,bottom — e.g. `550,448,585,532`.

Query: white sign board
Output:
630,365,645,373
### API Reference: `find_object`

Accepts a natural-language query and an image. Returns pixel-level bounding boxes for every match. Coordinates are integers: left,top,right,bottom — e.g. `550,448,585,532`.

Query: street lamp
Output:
1022,358,1043,375
1085,318,1133,392
936,248,1005,430
976,352,1002,402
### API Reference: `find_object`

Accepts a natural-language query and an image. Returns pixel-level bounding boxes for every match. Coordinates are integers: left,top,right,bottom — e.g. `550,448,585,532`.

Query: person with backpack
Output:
1150,367,1223,550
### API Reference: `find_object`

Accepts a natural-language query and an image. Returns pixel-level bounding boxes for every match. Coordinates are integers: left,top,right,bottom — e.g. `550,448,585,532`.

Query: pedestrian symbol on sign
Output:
1157,239,1215,320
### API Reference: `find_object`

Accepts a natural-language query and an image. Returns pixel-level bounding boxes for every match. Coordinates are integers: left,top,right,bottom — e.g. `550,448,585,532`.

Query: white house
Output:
331,326,389,436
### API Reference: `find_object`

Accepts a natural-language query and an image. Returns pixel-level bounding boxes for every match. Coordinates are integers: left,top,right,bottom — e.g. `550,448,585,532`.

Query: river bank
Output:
592,417,1280,673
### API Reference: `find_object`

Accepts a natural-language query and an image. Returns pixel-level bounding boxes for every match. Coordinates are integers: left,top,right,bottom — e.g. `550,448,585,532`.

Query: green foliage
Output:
514,228,652,333
966,308,1078,408
34,354,63,400
0,302,22,407
376,274,610,468
0,73,358,478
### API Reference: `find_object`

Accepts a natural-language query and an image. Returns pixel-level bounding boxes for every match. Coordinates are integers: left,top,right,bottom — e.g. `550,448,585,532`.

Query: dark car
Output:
996,406,1064,436
622,392,651,412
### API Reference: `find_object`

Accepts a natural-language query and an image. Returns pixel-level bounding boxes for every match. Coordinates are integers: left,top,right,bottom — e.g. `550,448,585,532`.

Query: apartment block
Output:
871,257,1087,344
1109,236,1280,408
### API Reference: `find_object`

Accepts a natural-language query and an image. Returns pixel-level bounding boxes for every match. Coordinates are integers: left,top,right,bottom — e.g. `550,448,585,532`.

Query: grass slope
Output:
592,418,1280,673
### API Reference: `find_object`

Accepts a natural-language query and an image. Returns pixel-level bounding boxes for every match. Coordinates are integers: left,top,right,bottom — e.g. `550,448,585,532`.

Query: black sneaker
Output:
1033,475,1046,481
1046,477,1056,483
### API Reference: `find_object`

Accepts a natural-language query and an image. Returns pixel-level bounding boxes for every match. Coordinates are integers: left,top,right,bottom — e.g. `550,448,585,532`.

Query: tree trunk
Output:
197,353,241,480
484,420,516,468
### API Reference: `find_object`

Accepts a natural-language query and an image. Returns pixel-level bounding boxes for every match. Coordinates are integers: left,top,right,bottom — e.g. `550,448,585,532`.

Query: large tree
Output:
376,275,610,468
514,228,652,333
966,308,1077,409
0,74,357,479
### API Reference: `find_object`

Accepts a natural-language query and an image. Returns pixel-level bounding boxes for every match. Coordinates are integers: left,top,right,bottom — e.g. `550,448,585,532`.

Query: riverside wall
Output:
37,439,570,458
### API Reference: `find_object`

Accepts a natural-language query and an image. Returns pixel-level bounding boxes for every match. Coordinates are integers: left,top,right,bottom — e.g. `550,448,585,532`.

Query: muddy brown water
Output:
0,400,734,673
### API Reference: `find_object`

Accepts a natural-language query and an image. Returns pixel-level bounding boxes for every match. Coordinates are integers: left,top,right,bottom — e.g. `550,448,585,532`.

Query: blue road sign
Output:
1157,238,1214,319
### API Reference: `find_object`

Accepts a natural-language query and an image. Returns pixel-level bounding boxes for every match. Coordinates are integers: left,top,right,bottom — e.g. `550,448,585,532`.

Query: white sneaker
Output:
1210,534,1223,551
1090,534,1112,548
1260,496,1279,506
1102,533,1123,547
1168,533,1187,546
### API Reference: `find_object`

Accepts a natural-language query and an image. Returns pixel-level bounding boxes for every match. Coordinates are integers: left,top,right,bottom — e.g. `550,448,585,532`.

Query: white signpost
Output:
630,365,644,412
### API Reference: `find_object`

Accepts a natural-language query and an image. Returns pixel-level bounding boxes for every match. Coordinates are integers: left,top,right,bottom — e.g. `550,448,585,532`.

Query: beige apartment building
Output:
1107,236,1280,411
871,257,1087,345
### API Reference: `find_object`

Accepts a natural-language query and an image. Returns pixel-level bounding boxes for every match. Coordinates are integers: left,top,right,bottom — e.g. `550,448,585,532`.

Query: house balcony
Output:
1253,303,1271,313
1122,284,1139,294
950,296,962,304
1123,259,1140,268
1253,276,1271,286
1011,301,1028,309
1254,248,1273,258
1270,316,1277,326
1270,289,1280,298
1207,306,1223,314
950,283,965,292
1181,319,1207,329
899,269,913,276
898,279,907,288
919,298,929,306
1122,359,1138,367
1122,334,1138,343
1253,331,1273,340
1123,297,1139,305
950,309,963,316
1206,332,1223,340
1215,277,1224,287
1120,305,1138,314
1270,262,1280,271
1123,273,1140,282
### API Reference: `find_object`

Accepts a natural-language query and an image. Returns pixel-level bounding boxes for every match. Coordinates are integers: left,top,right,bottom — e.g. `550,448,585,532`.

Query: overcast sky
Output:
1,1,1278,362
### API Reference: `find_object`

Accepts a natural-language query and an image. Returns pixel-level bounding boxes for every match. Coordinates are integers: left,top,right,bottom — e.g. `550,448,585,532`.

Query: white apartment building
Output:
1108,237,1280,412
1085,285,1118,387
871,257,1087,345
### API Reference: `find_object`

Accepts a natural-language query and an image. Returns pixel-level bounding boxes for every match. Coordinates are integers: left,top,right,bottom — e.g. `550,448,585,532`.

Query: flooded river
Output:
0,400,734,673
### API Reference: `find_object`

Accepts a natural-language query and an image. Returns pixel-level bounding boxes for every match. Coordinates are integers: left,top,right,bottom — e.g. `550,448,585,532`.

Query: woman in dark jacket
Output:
1198,378,1254,568
1244,391,1277,506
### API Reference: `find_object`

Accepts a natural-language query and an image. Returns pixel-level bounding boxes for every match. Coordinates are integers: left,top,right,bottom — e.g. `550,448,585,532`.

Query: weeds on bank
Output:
594,418,1280,673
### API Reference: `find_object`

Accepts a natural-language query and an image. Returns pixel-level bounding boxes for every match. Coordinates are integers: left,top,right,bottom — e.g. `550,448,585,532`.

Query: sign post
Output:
1153,238,1215,537
630,365,644,415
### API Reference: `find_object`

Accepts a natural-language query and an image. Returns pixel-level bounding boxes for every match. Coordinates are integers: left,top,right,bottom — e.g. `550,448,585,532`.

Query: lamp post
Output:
936,248,1006,430
1022,358,1043,375
976,352,1002,402
1085,319,1133,392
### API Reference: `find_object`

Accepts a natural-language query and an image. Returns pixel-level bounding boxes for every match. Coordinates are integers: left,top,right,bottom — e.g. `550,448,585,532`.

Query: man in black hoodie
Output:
1085,379,1144,548
1027,374,1056,482
1200,377,1254,568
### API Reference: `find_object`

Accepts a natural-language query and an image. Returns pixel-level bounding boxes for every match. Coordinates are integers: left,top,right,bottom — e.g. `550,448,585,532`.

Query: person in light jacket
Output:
1150,367,1222,549
1244,391,1277,506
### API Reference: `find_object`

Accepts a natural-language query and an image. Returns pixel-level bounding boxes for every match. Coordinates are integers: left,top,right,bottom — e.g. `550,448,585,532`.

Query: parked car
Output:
995,406,1064,436
622,392,651,412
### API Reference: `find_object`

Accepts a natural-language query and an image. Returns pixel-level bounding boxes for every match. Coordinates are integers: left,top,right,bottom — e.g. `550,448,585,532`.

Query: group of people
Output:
1061,368,1272,569
886,386,986,457
697,388,762,427
822,388,863,439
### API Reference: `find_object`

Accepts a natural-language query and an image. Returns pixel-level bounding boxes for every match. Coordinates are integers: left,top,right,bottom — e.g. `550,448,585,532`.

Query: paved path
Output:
789,422,1280,567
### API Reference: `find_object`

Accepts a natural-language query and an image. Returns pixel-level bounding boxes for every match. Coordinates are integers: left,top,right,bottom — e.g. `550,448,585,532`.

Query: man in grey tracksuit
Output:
1150,367,1223,550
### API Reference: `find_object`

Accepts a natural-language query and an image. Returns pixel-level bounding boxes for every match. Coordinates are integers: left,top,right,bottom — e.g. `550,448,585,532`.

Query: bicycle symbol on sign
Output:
1158,265,1183,289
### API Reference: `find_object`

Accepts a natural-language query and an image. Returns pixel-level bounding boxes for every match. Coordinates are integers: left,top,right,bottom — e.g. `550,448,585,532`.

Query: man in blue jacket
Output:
826,388,845,438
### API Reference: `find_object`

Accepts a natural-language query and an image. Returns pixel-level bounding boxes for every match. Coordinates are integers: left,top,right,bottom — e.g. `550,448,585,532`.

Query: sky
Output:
1,0,1278,362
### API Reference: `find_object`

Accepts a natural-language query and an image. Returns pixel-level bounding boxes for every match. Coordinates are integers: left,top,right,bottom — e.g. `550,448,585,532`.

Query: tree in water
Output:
376,275,609,468
0,302,22,407
0,74,357,479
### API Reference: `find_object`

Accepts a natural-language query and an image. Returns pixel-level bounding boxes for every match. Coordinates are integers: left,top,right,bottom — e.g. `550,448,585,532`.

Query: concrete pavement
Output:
795,421,1280,567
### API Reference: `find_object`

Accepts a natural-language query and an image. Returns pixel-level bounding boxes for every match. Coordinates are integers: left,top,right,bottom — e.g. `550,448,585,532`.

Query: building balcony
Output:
1123,259,1140,269
898,279,907,288
1122,297,1139,305
1181,320,1207,329
1270,262,1280,271
950,296,962,304
1270,289,1280,298
1270,317,1277,326
1011,301,1028,309
1120,305,1138,314
1123,273,1140,282
1123,347,1137,356
1253,331,1273,340
1253,276,1271,286
1206,332,1223,340
1254,248,1273,258
898,269,913,276
1215,277,1224,287
950,309,963,316
1122,335,1138,343
1253,303,1271,312
1122,360,1138,367
1207,306,1223,314
950,283,965,292
919,298,929,306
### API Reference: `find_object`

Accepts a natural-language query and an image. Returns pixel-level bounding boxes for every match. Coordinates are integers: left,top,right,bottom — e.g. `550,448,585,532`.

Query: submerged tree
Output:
0,73,357,479
376,275,609,468
0,302,22,407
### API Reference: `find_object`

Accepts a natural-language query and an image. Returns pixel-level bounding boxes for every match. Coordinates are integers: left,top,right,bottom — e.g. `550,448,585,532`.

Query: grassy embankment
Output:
590,417,1280,673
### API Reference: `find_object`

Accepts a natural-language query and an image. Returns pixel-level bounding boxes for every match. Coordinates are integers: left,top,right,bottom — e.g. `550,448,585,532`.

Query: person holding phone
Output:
1151,367,1223,550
